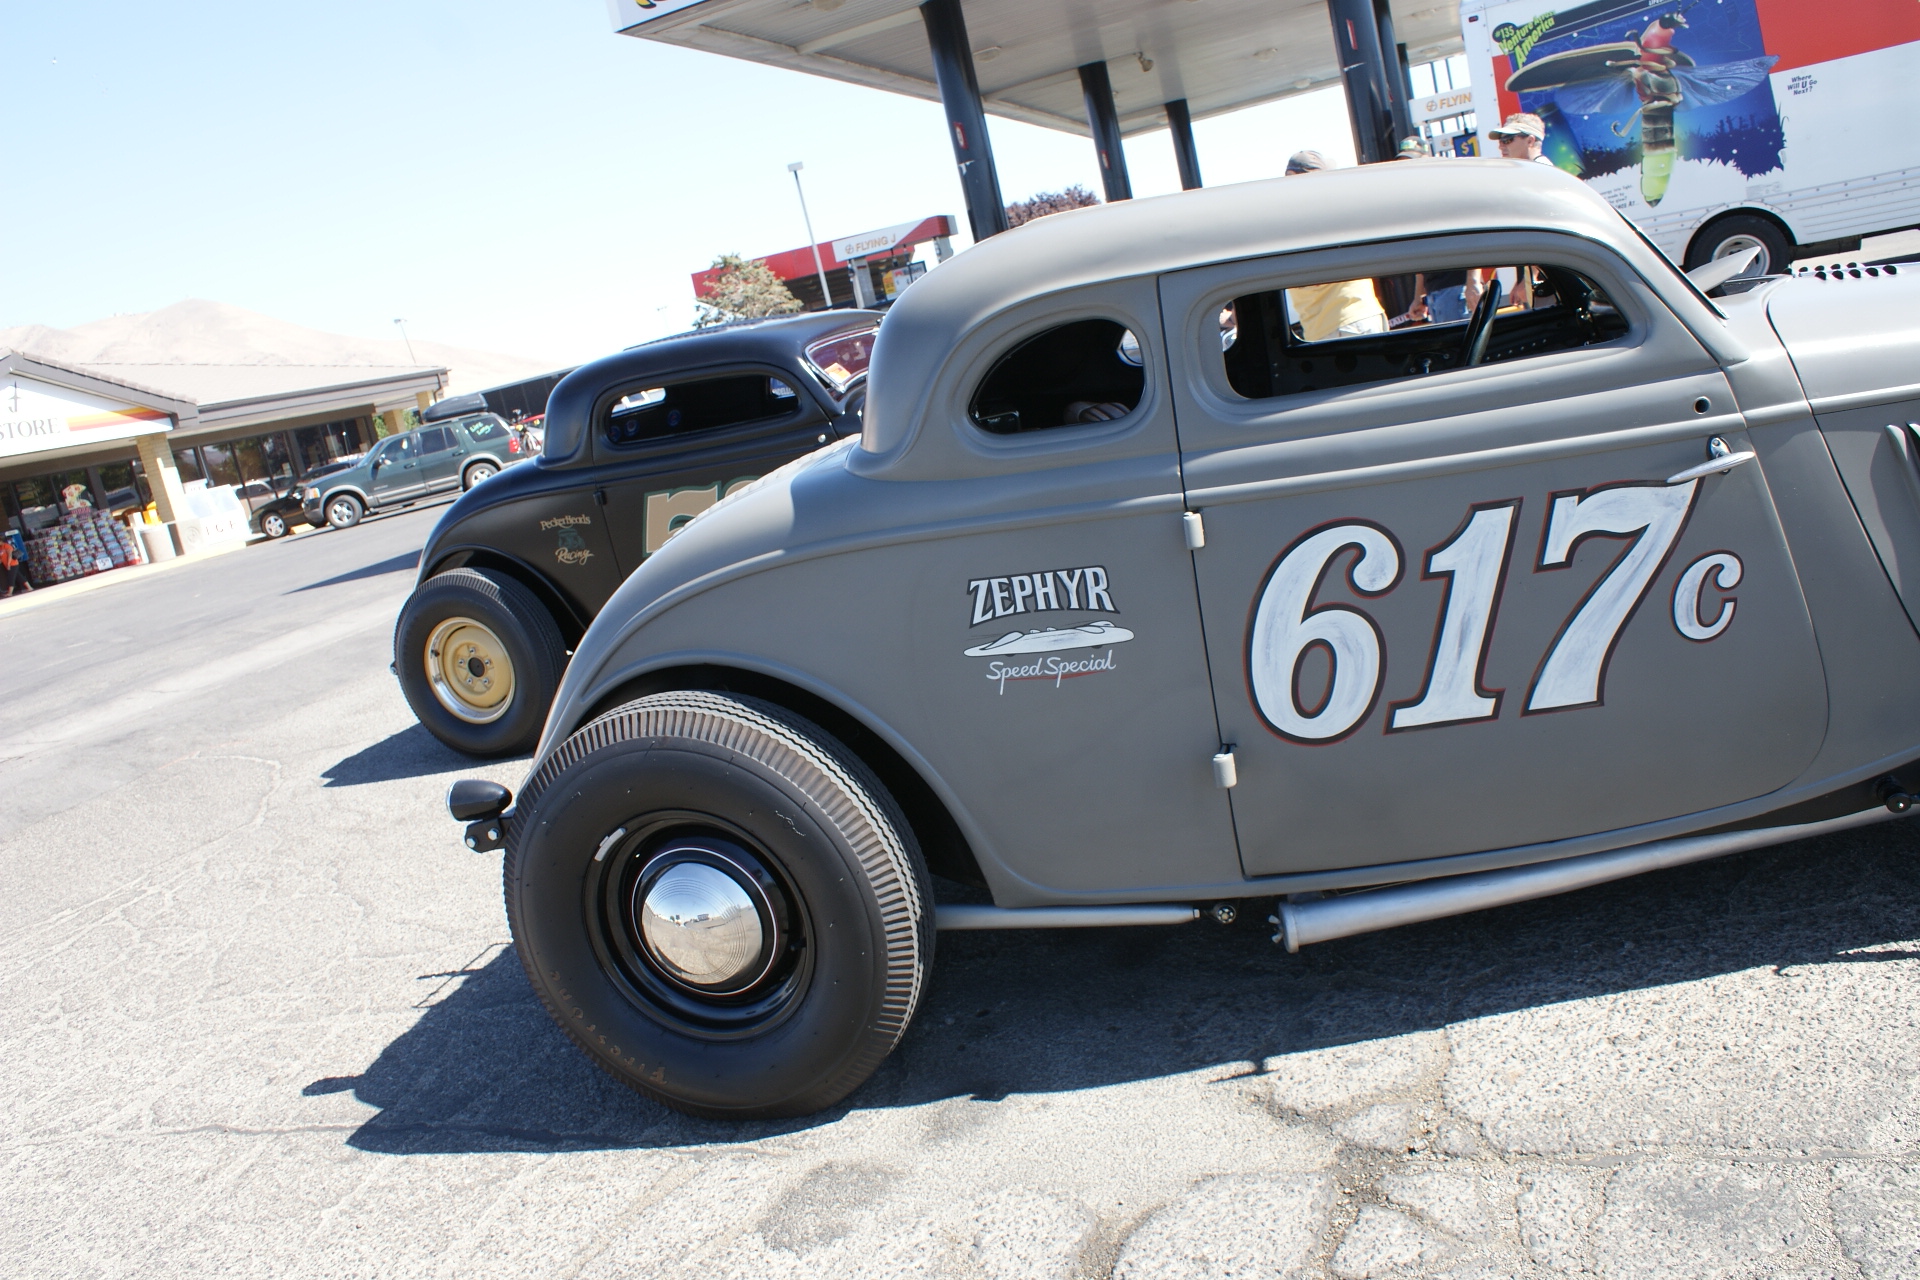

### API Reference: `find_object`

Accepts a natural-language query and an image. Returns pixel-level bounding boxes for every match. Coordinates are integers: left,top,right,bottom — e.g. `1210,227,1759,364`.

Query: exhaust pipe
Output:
1275,804,1908,952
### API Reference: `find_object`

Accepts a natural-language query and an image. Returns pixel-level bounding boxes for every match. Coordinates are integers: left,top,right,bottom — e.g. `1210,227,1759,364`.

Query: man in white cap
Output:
1488,112,1553,164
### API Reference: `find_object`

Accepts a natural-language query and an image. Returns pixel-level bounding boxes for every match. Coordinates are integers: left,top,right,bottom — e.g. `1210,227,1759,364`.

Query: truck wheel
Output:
463,461,499,489
1686,214,1793,276
504,691,933,1119
325,494,364,530
394,568,565,757
260,511,289,539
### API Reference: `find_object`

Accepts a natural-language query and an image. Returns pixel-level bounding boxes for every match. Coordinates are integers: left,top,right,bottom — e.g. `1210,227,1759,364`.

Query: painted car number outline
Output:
1249,478,1744,743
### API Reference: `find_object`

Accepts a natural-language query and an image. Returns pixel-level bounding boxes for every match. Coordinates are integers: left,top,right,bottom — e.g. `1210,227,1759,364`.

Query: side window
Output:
419,427,453,454
381,435,417,462
969,319,1146,434
603,374,801,448
1222,263,1627,400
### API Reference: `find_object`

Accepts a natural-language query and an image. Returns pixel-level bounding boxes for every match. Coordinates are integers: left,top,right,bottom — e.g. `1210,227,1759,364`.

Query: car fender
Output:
418,542,593,638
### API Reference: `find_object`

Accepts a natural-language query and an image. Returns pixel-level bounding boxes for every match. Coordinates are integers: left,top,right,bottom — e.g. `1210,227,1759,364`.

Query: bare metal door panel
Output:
1159,235,1829,875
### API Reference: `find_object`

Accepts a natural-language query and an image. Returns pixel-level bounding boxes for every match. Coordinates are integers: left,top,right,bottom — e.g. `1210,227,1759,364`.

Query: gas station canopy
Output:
610,0,1463,138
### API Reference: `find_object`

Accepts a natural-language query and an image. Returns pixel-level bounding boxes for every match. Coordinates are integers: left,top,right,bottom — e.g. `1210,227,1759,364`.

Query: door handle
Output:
1666,436,1756,485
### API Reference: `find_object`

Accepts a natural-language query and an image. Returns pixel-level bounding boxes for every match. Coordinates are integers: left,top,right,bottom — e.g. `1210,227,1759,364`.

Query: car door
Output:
1159,230,1828,875
591,368,840,573
415,426,459,492
368,433,423,505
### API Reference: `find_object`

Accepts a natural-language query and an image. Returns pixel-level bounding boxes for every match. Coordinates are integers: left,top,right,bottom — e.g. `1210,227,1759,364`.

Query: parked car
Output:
446,161,1920,1120
302,415,528,532
241,455,364,539
395,312,879,757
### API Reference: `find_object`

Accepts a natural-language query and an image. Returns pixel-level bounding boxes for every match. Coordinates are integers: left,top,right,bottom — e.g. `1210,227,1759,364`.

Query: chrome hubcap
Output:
639,864,764,988
425,616,514,723
630,843,782,997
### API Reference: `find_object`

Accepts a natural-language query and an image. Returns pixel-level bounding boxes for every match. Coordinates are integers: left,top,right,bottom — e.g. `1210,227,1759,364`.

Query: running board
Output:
935,904,1199,930
1274,805,1908,952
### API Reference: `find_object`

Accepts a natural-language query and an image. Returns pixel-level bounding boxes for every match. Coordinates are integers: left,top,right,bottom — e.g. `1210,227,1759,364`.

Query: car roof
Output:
539,309,883,466
860,159,1696,462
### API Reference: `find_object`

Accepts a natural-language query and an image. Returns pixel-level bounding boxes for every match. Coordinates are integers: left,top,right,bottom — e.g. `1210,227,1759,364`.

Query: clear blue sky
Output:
8,0,1361,365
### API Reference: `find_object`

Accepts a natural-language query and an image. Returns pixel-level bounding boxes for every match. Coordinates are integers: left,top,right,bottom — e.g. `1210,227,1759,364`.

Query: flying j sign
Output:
0,375,171,461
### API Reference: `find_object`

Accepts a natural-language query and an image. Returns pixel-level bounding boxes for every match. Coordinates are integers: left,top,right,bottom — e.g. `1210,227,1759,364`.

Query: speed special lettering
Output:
1250,481,1739,743
967,565,1114,625
984,650,1119,693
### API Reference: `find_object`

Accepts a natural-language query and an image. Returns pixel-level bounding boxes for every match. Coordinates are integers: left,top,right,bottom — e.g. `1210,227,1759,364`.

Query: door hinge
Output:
594,488,607,506
1211,747,1237,789
1183,511,1206,551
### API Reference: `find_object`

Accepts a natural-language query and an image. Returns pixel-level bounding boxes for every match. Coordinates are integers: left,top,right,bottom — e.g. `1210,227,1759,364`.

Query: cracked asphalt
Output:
3,500,1918,1278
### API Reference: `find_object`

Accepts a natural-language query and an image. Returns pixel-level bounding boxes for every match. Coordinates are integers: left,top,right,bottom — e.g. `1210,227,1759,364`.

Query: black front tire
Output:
394,568,566,757
1685,214,1793,275
505,691,933,1119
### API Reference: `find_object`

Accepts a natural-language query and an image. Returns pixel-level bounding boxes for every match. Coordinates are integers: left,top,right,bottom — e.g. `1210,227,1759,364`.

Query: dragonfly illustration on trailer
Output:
1505,7,1777,205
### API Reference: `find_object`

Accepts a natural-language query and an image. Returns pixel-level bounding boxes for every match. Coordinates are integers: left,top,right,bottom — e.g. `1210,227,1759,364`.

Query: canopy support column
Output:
1078,61,1133,202
1165,98,1203,189
1326,0,1397,163
921,0,1009,241
1375,0,1415,143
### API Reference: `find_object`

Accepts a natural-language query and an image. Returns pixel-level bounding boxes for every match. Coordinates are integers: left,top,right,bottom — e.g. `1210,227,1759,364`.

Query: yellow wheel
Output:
426,617,516,724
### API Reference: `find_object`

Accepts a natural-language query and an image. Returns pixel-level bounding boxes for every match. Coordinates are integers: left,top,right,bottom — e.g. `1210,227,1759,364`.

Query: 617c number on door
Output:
1247,479,1743,744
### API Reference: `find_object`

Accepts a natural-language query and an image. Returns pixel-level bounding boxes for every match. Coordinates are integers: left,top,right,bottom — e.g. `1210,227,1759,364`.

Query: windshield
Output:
804,327,878,395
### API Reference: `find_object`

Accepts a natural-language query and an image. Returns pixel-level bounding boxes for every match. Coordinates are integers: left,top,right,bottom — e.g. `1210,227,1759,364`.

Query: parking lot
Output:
2,509,1917,1279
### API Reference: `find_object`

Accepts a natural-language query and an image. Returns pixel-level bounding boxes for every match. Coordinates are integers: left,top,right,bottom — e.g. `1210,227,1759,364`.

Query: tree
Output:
1005,185,1100,229
695,254,805,329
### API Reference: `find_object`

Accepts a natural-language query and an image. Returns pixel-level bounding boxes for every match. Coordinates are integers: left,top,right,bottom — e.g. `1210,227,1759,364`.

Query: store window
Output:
97,462,141,513
200,442,241,488
174,447,204,484
12,477,60,530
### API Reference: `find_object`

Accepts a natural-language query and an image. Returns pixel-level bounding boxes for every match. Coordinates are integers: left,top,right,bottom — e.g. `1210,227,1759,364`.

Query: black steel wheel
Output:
260,510,289,539
394,568,565,757
504,691,933,1119
325,493,363,530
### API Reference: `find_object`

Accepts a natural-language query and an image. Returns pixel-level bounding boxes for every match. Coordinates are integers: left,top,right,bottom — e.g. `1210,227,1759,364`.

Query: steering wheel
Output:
1461,277,1504,368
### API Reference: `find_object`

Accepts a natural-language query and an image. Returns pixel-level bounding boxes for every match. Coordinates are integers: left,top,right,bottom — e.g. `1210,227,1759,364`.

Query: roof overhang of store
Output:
170,367,450,441
610,0,1464,138
0,350,197,467
692,214,957,294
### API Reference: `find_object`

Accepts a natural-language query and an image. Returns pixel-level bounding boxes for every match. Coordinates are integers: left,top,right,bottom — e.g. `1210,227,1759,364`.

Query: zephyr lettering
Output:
969,565,1113,624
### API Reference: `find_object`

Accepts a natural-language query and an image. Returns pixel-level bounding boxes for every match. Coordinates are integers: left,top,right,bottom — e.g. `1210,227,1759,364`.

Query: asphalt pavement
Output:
2,501,1917,1278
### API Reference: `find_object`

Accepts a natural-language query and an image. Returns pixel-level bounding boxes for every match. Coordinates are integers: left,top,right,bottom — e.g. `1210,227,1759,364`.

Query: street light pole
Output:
392,318,418,364
786,161,836,311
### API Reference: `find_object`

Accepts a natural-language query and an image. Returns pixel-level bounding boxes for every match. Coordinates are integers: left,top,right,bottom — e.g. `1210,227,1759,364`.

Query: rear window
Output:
969,319,1145,434
604,374,801,447
804,328,877,394
462,416,507,442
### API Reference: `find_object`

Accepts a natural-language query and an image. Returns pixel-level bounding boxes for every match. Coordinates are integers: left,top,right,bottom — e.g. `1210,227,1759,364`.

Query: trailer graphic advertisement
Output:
1463,0,1920,263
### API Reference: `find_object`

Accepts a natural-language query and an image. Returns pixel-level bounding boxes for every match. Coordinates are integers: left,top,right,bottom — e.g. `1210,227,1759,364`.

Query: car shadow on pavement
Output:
287,549,420,594
323,819,1920,1154
322,722,483,788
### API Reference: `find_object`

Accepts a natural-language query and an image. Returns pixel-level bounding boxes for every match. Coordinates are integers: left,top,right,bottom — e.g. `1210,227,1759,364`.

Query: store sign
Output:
833,218,943,263
606,0,711,31
0,375,170,462
1415,89,1477,123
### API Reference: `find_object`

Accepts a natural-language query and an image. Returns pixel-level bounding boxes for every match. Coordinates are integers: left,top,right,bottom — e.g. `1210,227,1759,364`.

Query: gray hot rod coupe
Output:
448,160,1920,1118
